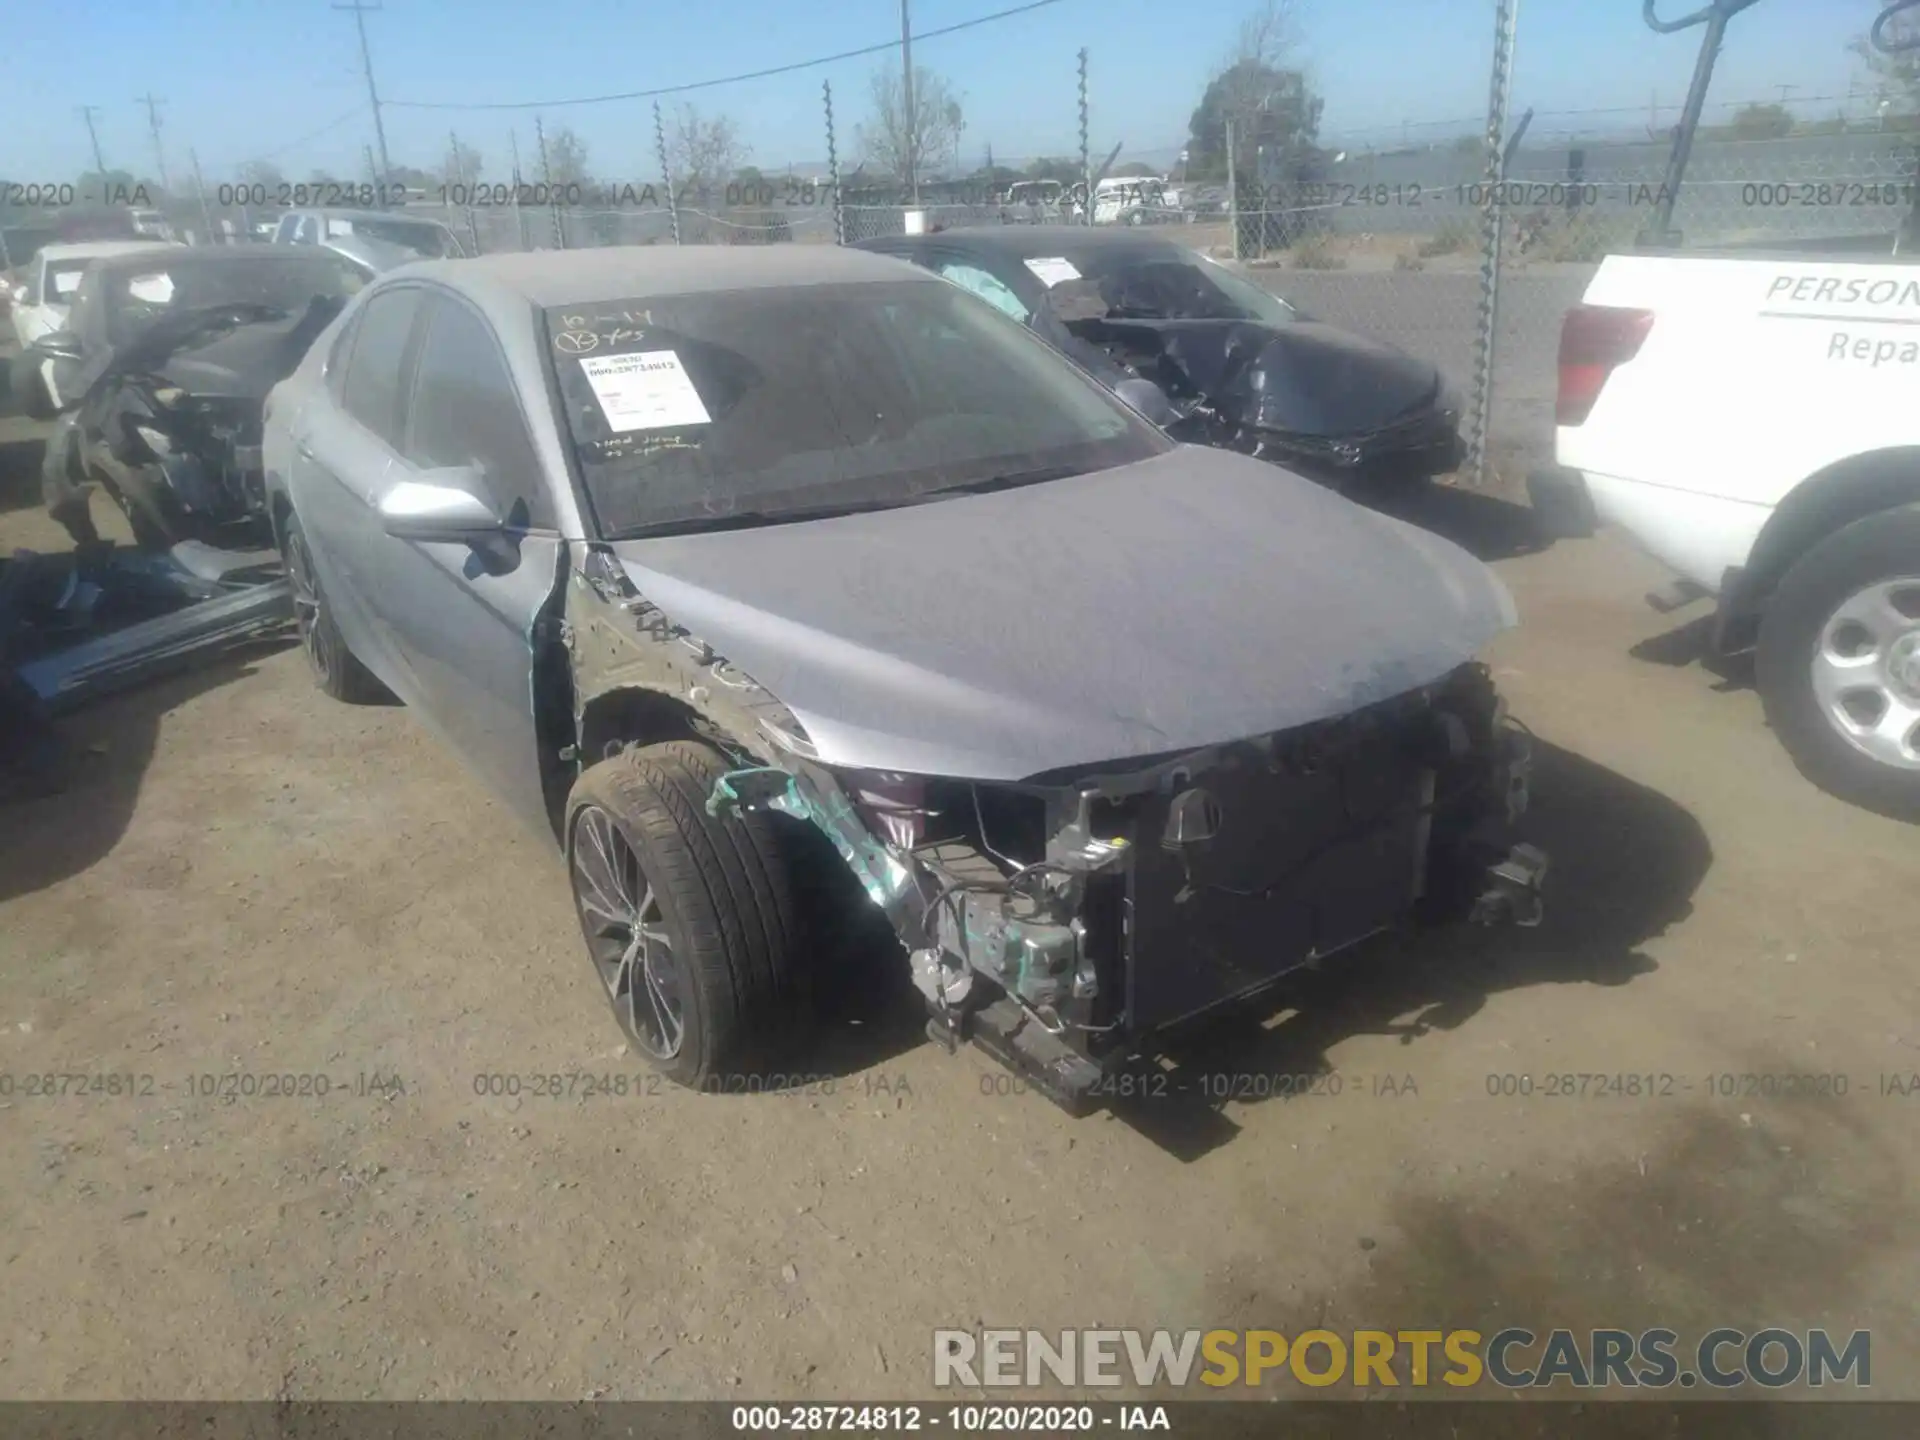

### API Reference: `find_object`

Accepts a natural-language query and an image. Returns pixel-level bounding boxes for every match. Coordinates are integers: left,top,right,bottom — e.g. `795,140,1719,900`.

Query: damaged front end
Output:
687,655,1542,1115
1045,292,1464,490
562,446,1540,1113
83,297,344,549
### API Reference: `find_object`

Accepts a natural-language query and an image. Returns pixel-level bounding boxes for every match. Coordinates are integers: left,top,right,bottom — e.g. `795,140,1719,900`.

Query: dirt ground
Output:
2,408,1919,1404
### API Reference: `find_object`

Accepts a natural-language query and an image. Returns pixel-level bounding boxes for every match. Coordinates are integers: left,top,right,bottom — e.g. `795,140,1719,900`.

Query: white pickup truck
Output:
1529,252,1920,821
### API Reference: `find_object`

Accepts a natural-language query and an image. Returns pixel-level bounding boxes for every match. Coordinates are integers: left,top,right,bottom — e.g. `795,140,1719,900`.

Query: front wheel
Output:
565,741,805,1088
1756,504,1920,821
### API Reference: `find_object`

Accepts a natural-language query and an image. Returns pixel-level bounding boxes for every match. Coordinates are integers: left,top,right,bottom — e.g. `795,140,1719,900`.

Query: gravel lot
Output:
2,399,1918,1403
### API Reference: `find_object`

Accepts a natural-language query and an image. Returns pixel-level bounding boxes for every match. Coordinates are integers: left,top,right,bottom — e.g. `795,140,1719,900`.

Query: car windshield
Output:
103,255,364,345
336,217,462,258
1036,245,1298,326
547,280,1170,540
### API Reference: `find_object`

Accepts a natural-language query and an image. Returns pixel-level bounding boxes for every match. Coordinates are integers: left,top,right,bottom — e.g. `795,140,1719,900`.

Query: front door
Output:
352,289,566,837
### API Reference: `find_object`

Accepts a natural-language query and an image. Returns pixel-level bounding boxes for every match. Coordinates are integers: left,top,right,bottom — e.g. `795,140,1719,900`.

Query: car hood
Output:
608,445,1516,781
1062,312,1442,438
73,296,344,403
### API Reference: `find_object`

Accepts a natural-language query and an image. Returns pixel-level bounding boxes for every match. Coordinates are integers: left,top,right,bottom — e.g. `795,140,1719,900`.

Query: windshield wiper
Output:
920,463,1088,498
615,497,921,539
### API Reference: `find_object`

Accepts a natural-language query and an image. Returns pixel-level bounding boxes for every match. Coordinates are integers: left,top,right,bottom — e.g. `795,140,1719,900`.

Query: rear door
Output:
356,289,566,836
288,283,425,692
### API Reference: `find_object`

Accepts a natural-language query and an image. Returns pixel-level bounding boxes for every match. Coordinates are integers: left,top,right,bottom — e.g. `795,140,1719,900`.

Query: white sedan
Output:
7,239,182,413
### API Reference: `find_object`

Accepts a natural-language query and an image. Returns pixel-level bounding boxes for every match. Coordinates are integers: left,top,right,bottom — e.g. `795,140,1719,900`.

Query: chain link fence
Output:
122,2,1909,496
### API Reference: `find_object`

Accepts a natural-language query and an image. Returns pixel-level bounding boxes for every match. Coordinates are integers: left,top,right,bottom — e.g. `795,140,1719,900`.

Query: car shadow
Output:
1355,478,1550,563
779,740,1711,1130
0,649,272,906
0,433,49,517
1630,612,1755,694
1185,1089,1898,1416
1110,740,1712,1159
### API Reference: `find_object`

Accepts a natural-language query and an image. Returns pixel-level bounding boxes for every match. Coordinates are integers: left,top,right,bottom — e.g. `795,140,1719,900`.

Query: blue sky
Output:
0,0,1877,185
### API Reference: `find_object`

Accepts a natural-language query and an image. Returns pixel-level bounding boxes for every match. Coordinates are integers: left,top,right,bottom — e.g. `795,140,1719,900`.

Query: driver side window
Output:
400,297,551,529
935,262,1030,323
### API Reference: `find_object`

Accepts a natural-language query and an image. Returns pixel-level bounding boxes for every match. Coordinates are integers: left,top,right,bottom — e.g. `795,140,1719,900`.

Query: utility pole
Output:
78,105,109,178
900,0,917,205
137,92,171,191
189,147,216,243
334,0,394,185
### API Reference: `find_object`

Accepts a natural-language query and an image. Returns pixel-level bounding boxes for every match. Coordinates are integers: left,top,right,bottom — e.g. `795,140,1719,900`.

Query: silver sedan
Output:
261,245,1537,1108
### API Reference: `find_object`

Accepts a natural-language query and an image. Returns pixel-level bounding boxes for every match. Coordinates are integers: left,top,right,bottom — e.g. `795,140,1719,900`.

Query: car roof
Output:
36,240,185,263
857,226,1193,259
396,243,935,309
80,246,355,273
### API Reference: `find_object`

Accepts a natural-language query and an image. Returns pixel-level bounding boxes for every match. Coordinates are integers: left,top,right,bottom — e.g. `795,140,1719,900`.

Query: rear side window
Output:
339,288,422,448
324,311,362,400
403,298,550,527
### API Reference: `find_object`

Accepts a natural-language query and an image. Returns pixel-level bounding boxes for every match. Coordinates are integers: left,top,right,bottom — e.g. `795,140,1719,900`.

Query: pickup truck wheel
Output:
565,741,804,1088
281,511,388,704
1757,505,1920,821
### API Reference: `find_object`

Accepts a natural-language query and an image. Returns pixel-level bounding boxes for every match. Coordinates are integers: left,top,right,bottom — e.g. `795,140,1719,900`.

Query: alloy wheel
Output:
571,805,686,1059
284,529,329,683
1810,575,1920,772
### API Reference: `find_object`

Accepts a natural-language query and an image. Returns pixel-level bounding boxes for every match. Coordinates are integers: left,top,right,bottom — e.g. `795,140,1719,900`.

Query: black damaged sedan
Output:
856,226,1464,493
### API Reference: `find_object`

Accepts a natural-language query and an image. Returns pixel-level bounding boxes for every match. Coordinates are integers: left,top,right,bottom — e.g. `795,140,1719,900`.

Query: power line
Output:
385,0,1070,111
203,105,368,175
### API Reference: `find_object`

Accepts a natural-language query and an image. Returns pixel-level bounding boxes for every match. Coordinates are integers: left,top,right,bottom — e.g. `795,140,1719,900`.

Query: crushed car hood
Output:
71,297,343,402
148,319,306,398
609,445,1516,781
1066,314,1441,438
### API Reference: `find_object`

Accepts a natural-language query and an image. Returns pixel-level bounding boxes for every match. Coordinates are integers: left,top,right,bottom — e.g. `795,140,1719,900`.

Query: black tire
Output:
1756,504,1920,822
565,741,805,1089
280,509,388,703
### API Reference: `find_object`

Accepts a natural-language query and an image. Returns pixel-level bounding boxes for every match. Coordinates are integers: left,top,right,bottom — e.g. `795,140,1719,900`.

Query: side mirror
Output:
34,331,84,361
377,473,503,542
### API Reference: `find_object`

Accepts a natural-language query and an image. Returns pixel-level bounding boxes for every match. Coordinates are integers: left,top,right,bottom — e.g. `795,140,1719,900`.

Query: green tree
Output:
542,126,592,188
667,104,748,190
1023,157,1084,185
237,159,286,190
1853,0,1920,116
1728,102,1795,139
74,169,154,206
1186,2,1322,185
443,138,484,188
858,65,965,184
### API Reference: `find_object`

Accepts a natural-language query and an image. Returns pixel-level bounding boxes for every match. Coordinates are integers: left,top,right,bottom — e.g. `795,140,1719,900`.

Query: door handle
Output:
294,439,315,461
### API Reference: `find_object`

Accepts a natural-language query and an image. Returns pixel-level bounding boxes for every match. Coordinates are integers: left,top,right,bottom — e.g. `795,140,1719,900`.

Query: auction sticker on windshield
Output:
577,350,712,432
1024,256,1082,287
